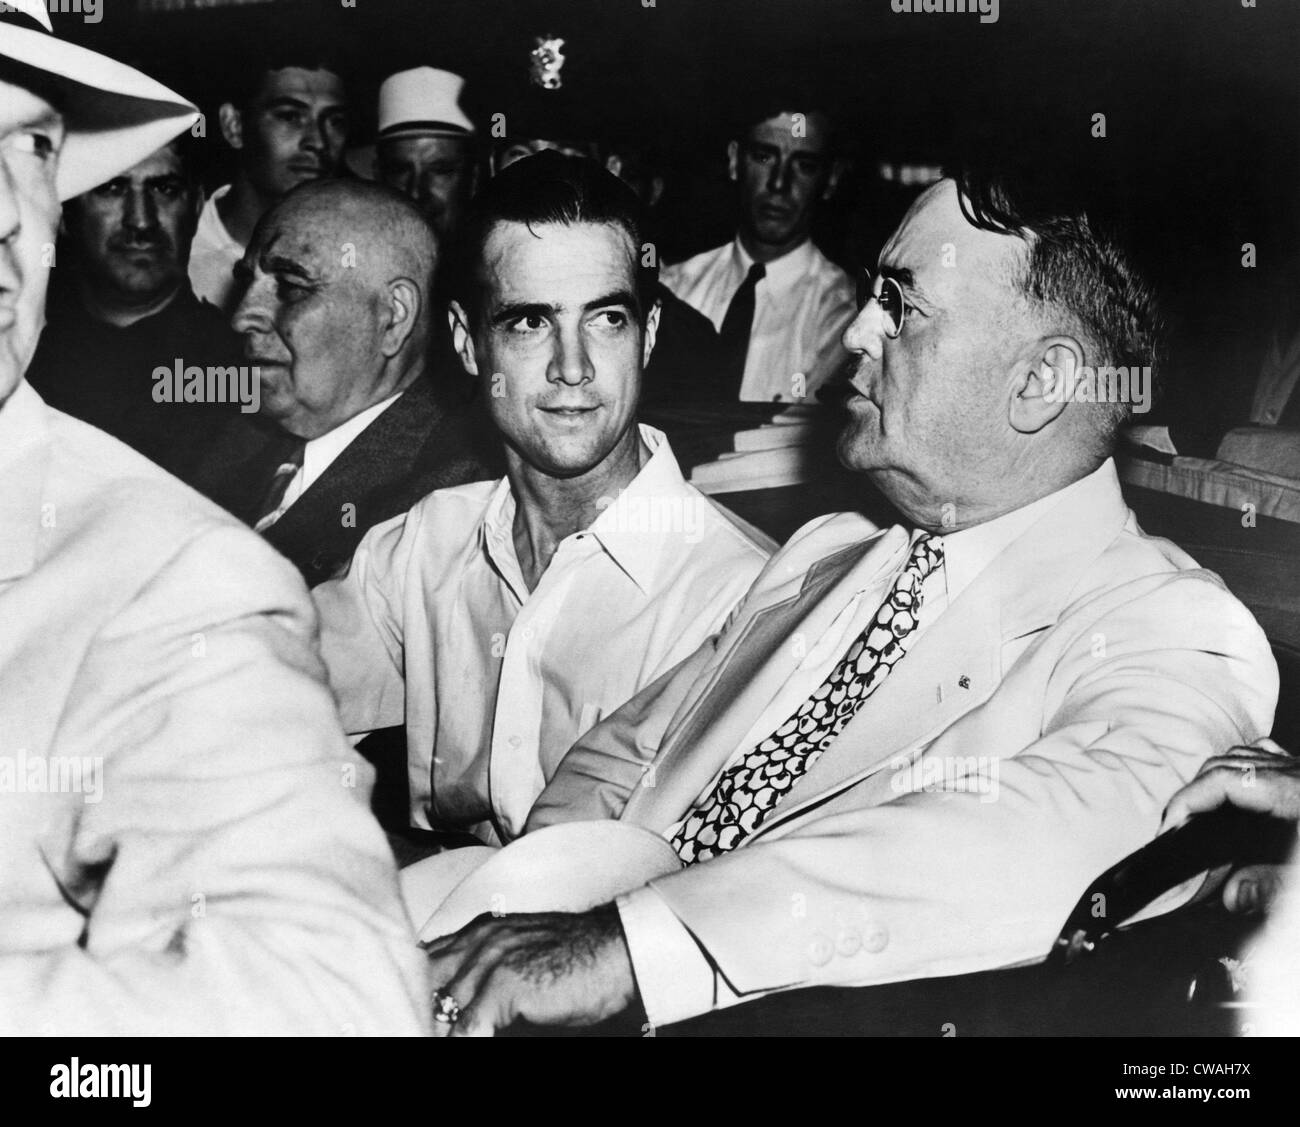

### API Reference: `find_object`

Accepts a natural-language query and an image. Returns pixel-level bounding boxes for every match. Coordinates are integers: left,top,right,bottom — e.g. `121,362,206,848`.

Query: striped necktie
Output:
252,438,306,532
671,533,945,864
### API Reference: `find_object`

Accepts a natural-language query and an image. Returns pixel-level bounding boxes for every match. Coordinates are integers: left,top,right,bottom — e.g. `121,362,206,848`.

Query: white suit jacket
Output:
0,383,428,1035
528,460,1278,1020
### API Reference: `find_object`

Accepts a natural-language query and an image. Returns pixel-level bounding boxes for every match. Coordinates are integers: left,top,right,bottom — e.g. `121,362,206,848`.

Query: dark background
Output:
52,0,1300,446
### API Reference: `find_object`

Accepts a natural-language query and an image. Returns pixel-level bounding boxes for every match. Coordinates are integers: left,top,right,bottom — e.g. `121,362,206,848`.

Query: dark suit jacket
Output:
194,376,502,587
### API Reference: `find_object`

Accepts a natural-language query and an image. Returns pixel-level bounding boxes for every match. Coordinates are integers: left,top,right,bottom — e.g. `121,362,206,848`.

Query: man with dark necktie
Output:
193,177,498,587
660,95,855,404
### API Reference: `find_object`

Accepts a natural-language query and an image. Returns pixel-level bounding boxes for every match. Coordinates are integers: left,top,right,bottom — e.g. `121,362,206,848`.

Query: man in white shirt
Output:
198,177,496,587
313,152,774,844
419,160,1278,1036
660,99,856,404
190,42,349,314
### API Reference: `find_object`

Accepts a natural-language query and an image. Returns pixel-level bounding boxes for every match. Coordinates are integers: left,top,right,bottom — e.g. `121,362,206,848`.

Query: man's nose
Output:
122,188,158,235
767,158,792,196
549,328,594,386
842,300,886,361
300,115,327,153
0,155,21,246
231,278,273,335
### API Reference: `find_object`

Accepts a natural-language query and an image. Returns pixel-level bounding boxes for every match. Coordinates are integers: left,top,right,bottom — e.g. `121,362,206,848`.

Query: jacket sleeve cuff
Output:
617,885,718,1029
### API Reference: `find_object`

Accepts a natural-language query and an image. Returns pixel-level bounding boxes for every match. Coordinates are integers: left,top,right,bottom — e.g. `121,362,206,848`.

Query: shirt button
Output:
863,922,889,954
508,735,522,749
520,626,534,641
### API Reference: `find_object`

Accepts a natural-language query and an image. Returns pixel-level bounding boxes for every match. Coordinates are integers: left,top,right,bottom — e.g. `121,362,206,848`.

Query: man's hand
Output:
423,904,638,1037
1162,738,1300,914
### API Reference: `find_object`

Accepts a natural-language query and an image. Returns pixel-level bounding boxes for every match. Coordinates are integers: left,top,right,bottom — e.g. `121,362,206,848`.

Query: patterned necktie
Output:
671,533,945,864
717,261,766,399
252,437,306,532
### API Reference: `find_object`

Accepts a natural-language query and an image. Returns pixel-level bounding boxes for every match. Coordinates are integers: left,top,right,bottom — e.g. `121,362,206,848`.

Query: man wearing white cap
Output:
374,66,478,249
0,2,427,1034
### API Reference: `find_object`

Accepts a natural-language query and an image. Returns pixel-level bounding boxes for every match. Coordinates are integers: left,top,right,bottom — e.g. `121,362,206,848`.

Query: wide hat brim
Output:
1,22,198,201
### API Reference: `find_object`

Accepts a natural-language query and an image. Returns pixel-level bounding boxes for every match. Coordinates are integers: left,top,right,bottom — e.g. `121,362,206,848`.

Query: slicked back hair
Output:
952,157,1164,453
452,149,657,330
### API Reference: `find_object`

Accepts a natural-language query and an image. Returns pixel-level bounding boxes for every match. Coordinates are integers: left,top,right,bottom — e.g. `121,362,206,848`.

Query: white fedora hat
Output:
0,0,198,201
377,66,474,142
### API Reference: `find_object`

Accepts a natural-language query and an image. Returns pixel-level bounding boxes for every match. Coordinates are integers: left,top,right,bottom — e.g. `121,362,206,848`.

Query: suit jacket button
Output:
807,934,834,966
836,927,862,957
863,923,889,954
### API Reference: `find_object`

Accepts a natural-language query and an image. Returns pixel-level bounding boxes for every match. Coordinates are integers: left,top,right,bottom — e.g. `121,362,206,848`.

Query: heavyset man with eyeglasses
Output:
420,166,1278,1036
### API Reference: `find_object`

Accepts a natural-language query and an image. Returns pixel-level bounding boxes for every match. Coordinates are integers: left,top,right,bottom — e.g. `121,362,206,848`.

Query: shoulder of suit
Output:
757,511,883,578
1054,508,1263,632
41,408,308,606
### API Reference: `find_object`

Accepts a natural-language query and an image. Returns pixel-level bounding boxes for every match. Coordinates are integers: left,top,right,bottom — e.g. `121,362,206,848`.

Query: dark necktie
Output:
717,262,766,399
671,534,945,864
252,436,306,532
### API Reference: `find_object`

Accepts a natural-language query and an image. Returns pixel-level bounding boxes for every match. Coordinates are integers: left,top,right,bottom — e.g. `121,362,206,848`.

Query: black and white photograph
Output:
0,0,1297,1101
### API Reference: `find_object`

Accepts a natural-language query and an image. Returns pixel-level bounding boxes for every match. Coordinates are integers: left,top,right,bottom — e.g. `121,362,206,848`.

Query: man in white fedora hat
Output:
0,1,428,1034
373,66,478,249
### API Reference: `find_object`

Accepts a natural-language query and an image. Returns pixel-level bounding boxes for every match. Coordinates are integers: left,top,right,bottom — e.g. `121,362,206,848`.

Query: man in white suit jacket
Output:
0,4,427,1034
421,163,1278,1035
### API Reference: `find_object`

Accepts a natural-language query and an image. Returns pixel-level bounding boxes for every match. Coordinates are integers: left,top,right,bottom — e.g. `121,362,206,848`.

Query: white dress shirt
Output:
258,392,403,530
661,236,857,403
617,463,1115,1028
314,425,775,843
189,185,244,313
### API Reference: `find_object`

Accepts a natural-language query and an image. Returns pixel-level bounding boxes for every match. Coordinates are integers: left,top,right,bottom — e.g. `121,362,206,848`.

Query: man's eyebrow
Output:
879,263,931,302
491,301,556,327
584,289,638,313
263,253,317,281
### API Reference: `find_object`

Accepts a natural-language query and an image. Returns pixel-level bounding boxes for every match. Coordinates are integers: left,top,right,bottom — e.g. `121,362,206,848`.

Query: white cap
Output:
377,66,474,141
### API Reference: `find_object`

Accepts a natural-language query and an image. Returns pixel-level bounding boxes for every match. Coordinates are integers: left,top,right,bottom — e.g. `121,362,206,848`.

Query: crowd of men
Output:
2,0,1297,1037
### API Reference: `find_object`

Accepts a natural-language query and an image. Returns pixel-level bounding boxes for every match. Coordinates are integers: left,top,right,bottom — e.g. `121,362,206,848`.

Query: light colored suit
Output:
0,382,428,1035
528,460,1278,1018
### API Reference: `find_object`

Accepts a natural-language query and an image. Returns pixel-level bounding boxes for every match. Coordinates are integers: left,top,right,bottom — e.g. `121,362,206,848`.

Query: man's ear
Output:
448,300,480,377
381,277,423,359
641,299,663,369
218,103,244,151
726,140,741,182
822,158,846,202
1010,337,1081,435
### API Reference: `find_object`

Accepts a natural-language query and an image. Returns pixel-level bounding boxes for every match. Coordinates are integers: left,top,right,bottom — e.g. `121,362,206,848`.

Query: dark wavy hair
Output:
451,149,658,330
950,150,1165,449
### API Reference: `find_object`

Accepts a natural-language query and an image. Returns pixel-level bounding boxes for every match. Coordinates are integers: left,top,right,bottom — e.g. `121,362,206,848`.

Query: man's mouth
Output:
288,162,323,177
540,404,600,418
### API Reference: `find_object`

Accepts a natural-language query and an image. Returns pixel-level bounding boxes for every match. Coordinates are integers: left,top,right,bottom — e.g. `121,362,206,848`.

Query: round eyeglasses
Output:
857,270,907,339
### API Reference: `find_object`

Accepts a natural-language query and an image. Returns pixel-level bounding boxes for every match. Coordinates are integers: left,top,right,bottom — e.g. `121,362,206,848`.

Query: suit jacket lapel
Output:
746,466,1133,841
264,381,442,563
624,526,909,828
